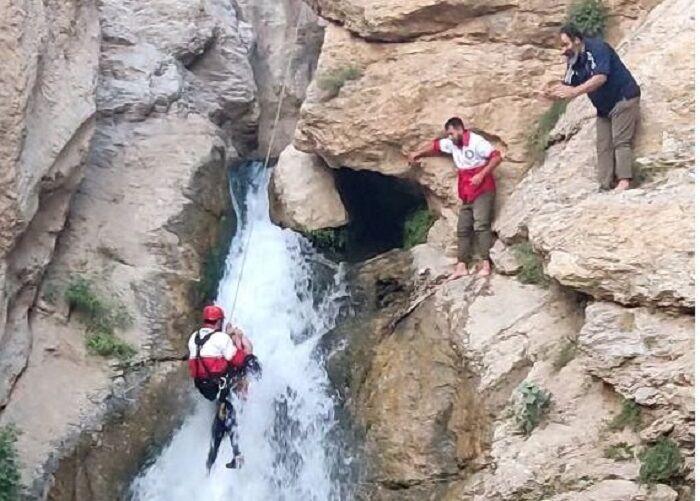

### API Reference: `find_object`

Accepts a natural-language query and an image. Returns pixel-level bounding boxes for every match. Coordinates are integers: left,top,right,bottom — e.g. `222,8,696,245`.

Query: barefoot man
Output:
408,117,502,278
548,24,641,191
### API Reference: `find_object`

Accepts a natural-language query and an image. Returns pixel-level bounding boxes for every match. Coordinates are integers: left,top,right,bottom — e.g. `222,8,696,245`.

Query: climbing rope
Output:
228,7,307,319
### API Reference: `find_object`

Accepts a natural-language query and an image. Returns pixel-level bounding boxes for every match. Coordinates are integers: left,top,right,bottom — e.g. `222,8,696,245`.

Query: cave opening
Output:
334,167,428,262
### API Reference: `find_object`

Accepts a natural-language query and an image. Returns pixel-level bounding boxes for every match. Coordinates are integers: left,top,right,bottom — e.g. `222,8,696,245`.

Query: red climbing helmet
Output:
202,305,225,323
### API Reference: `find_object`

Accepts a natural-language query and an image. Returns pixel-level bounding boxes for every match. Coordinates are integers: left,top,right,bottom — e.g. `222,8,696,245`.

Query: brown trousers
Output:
457,191,495,263
596,97,640,189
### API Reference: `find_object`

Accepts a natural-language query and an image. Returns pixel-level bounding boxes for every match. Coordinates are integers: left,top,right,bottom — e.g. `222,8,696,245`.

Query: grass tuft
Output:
64,277,135,360
303,227,348,256
527,101,567,165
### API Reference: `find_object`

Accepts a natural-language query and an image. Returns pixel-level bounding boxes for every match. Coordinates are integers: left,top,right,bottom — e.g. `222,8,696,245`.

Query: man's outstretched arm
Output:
408,141,443,165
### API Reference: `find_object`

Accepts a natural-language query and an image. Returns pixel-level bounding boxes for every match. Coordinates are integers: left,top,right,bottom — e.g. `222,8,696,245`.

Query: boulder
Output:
269,145,348,231
578,302,694,419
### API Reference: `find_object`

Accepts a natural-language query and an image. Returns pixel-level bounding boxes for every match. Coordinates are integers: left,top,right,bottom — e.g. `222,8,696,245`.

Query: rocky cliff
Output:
0,0,319,497
275,0,695,498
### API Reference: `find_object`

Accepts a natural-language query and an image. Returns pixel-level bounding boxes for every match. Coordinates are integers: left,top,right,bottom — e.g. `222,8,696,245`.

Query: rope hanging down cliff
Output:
228,8,306,319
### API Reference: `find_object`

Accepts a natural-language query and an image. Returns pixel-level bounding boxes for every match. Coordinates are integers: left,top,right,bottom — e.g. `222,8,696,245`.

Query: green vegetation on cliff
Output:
528,101,567,165
513,242,546,285
402,209,437,249
65,277,136,360
639,438,682,484
0,425,20,501
303,227,348,256
608,399,642,431
567,0,609,37
514,381,552,436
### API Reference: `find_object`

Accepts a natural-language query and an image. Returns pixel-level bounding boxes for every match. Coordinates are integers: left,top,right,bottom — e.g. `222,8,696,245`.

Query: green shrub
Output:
0,425,20,501
65,277,105,319
604,442,634,461
303,227,348,255
639,438,682,484
87,332,137,360
64,277,135,360
527,101,567,165
608,399,642,431
403,209,437,249
566,0,609,37
514,381,552,436
317,66,363,99
513,242,546,285
553,341,577,371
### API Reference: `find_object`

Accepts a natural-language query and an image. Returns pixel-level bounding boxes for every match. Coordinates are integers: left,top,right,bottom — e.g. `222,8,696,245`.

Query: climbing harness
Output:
227,7,306,319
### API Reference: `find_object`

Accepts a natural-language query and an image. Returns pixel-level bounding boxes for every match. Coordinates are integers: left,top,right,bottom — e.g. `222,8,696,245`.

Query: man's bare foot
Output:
448,262,469,281
476,260,492,277
614,179,631,191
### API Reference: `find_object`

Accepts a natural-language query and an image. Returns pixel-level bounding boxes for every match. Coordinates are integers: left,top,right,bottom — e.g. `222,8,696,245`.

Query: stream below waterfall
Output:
129,162,355,500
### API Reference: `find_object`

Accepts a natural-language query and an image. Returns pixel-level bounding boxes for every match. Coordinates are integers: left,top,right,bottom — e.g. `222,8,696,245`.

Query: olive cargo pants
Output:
457,191,495,263
596,97,640,189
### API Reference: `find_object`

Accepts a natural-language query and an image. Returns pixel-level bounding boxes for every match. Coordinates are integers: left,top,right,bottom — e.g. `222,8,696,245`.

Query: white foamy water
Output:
130,163,350,500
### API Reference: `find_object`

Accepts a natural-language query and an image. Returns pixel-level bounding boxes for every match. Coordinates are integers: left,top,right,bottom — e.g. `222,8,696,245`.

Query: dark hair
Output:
444,117,465,130
560,24,584,42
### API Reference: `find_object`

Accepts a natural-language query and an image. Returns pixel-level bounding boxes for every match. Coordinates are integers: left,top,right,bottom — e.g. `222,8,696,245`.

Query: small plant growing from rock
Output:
317,65,363,99
639,437,682,484
65,277,136,360
604,442,634,461
552,340,577,371
566,0,609,37
514,381,552,436
0,425,20,501
513,242,546,286
608,399,642,431
402,209,437,249
527,101,567,165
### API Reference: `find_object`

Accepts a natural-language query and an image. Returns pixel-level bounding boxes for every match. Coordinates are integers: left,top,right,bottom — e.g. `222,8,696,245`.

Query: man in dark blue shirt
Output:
549,24,641,191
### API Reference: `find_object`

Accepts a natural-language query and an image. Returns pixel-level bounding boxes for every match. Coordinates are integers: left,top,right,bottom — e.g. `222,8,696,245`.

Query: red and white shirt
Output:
432,131,501,203
187,328,237,379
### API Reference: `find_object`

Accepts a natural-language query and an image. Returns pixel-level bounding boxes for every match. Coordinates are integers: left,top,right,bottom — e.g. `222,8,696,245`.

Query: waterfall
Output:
130,162,352,500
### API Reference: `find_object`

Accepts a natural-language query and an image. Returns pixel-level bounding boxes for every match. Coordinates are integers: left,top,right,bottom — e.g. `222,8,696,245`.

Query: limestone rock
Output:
530,181,694,309
578,302,694,418
495,0,694,310
237,0,325,157
0,0,100,406
545,480,678,501
269,145,348,231
306,0,519,41
294,23,565,212
99,0,259,151
306,0,652,43
490,240,521,276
